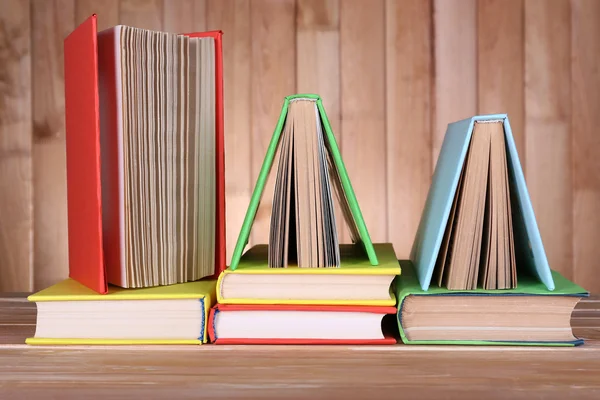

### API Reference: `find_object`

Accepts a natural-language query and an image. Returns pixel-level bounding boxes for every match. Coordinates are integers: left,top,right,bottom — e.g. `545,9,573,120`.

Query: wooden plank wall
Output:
0,0,599,293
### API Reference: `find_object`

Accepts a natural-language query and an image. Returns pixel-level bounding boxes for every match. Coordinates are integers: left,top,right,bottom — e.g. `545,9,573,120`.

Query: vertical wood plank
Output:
120,0,163,30
296,0,346,240
163,0,206,33
31,0,75,290
75,0,119,29
572,0,600,292
478,0,525,160
386,0,432,257
525,0,573,280
340,0,387,242
296,0,339,133
250,0,296,245
0,0,33,291
207,0,251,264
432,0,477,166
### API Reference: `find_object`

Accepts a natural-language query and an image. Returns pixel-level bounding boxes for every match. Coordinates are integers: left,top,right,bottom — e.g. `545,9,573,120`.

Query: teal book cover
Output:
410,114,555,291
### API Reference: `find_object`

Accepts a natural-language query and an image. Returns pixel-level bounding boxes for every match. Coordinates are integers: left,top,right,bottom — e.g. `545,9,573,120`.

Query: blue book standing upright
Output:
410,114,555,291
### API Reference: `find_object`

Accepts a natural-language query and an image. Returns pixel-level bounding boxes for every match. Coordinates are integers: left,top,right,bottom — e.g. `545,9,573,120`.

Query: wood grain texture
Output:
31,0,74,291
296,0,339,139
1,295,599,399
432,0,477,166
207,0,251,263
163,0,206,32
340,0,387,243
0,0,33,292
572,0,600,294
120,0,163,30
250,0,296,246
386,0,432,258
75,0,119,28
0,1,599,291
296,0,347,241
525,0,573,280
478,0,525,161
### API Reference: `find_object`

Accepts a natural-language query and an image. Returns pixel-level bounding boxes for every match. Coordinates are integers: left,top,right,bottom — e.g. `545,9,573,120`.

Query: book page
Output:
268,98,341,268
108,27,216,288
434,159,464,287
431,120,518,291
316,105,340,267
445,122,491,290
491,121,516,289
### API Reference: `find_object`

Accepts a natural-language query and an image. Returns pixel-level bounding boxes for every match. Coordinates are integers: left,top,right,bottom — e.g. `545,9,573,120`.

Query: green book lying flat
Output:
402,115,588,345
218,243,400,306
396,261,587,346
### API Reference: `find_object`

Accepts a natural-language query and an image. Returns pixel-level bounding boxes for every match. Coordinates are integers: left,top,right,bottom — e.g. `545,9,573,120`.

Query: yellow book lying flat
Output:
217,243,400,306
26,279,216,345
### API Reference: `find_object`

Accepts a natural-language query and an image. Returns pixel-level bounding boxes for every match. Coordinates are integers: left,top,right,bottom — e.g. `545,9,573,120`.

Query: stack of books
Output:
208,95,400,344
397,115,587,346
26,16,589,348
26,15,225,345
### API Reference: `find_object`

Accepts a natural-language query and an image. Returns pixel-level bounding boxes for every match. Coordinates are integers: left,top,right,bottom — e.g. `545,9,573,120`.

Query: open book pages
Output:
268,98,359,268
434,121,516,290
97,26,215,288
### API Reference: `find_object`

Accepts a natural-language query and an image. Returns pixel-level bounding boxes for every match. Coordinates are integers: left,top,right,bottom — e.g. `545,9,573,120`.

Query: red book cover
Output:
64,15,226,294
64,15,106,294
209,304,398,345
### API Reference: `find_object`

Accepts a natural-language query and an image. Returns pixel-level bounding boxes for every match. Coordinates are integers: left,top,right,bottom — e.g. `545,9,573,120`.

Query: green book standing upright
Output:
218,95,400,308
229,94,379,271
397,114,588,346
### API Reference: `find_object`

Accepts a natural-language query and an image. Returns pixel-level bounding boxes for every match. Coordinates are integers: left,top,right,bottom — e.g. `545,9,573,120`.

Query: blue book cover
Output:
410,114,555,291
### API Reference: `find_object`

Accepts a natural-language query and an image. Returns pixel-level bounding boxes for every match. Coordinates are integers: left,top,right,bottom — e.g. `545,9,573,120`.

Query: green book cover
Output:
230,243,399,274
229,94,378,270
396,260,588,346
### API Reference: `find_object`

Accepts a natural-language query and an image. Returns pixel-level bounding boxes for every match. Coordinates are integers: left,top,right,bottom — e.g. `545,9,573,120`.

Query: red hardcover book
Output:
64,15,225,294
209,304,397,344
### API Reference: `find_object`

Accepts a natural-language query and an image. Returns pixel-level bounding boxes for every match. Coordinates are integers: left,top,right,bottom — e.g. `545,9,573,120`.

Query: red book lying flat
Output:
64,15,226,294
208,304,398,344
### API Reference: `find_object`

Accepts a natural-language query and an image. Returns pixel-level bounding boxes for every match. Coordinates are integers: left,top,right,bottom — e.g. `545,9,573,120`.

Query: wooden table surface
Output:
1,295,599,399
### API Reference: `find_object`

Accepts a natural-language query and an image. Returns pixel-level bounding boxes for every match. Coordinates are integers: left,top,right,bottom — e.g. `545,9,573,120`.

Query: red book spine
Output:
208,304,398,344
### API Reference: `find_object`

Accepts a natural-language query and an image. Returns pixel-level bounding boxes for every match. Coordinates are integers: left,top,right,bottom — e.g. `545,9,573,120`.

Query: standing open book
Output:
401,114,588,346
220,95,399,307
64,15,225,294
230,94,379,271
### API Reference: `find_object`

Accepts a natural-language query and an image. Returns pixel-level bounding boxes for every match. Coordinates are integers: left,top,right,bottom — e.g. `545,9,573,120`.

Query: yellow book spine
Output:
216,271,226,303
202,296,210,343
220,268,400,276
25,338,203,345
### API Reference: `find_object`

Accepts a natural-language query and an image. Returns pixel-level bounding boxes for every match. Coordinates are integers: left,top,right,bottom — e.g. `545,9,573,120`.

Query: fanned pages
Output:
268,98,360,268
97,26,215,288
229,94,378,271
434,121,516,290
